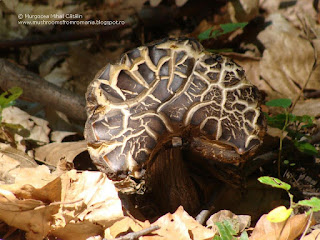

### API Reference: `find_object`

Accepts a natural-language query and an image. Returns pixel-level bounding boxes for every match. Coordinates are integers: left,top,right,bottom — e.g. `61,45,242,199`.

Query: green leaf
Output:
293,115,314,129
297,197,320,212
294,141,318,156
207,48,233,53
267,206,293,222
219,22,248,35
215,221,235,240
0,87,23,110
8,86,23,99
239,231,249,240
213,236,222,240
198,28,218,41
265,98,292,108
198,22,247,41
265,113,287,129
222,220,237,236
294,115,314,124
258,176,291,191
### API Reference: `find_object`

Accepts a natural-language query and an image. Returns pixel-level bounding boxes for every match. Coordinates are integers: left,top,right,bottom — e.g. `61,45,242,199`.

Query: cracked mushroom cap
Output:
84,38,266,189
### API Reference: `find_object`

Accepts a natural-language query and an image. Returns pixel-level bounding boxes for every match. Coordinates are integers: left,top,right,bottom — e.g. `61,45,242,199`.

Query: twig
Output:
243,151,278,177
278,109,289,178
0,24,130,49
107,225,160,240
195,191,218,225
195,209,211,225
302,192,320,196
304,90,320,98
0,59,87,120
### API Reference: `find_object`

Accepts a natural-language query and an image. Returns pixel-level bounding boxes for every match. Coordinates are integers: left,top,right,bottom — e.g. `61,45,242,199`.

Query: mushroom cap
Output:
84,38,266,189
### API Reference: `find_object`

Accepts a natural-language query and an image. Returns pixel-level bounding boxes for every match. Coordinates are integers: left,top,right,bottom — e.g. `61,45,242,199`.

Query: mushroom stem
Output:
147,148,200,214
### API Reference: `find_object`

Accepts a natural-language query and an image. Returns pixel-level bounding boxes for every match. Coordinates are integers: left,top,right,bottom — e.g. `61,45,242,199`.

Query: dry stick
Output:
0,24,130,49
0,1,217,49
243,151,278,177
108,225,160,240
195,203,216,225
0,59,87,120
304,89,320,98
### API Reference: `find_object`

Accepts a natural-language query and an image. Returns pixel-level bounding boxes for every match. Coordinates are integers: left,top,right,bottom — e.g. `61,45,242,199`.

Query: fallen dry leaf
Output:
303,229,320,240
250,213,312,240
259,0,280,13
44,60,71,87
258,13,320,100
1,165,55,191
260,0,317,29
34,140,87,167
39,55,65,77
149,0,162,7
104,216,150,239
206,209,251,233
0,170,123,240
0,143,37,168
267,127,288,139
51,130,78,143
228,0,259,23
0,188,58,240
2,0,19,11
175,0,188,7
2,106,50,145
141,206,216,240
293,99,320,117
0,143,54,188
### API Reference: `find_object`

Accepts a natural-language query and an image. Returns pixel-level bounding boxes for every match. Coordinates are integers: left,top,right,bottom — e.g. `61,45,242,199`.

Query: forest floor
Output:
0,0,320,239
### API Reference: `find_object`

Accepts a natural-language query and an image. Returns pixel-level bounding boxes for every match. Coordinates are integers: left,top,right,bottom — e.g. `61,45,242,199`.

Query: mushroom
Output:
84,38,266,212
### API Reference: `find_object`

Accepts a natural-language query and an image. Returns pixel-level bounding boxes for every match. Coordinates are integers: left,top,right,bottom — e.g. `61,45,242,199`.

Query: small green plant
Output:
213,219,249,240
198,22,248,42
0,87,23,122
258,176,320,222
265,98,318,177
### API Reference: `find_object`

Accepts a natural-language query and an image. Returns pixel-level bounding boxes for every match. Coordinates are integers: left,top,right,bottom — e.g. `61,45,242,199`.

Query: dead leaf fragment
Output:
258,14,320,99
250,213,312,240
35,140,87,167
142,206,216,240
0,143,54,188
2,165,54,191
175,0,188,7
293,99,320,117
303,229,320,240
105,217,150,239
2,106,50,144
2,0,19,11
206,210,251,233
0,170,123,240
228,0,259,22
0,188,58,240
44,60,71,87
51,131,77,142
149,0,162,7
